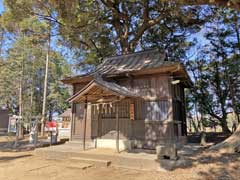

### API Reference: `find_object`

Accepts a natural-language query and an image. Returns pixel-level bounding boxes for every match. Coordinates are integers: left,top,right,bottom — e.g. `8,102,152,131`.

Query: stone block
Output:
156,144,178,160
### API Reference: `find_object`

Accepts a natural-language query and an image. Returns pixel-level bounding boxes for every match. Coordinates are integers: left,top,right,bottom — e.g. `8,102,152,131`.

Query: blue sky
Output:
0,0,4,14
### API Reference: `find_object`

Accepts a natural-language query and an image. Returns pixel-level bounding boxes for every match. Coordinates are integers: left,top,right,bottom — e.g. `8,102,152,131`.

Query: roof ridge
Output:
104,48,162,61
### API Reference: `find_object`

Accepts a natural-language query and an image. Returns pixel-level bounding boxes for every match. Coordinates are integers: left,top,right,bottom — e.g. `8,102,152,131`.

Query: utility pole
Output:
41,23,51,137
18,32,25,139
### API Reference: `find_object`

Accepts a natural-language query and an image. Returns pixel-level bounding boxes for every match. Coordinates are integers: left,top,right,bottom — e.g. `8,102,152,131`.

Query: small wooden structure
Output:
59,108,72,128
58,109,72,140
62,49,191,151
0,108,9,134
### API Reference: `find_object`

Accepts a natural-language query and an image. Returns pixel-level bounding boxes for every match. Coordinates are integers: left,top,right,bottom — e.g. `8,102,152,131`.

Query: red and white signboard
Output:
45,121,57,132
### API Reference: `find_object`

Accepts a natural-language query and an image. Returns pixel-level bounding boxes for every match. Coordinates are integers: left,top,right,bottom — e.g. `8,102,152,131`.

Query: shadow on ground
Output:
0,135,53,152
0,139,34,152
0,154,32,163
156,144,240,179
195,152,240,179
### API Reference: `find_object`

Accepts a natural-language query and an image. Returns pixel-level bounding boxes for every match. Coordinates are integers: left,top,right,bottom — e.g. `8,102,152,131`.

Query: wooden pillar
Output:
95,104,101,148
70,103,75,141
83,96,88,150
130,100,134,139
97,104,102,138
116,102,120,153
101,104,104,138
168,76,175,142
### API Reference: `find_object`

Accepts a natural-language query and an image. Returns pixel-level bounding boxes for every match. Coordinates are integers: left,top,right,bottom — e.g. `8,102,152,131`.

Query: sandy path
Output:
0,136,240,180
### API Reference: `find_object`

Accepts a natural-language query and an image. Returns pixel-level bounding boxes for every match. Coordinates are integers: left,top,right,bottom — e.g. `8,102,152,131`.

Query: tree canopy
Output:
0,0,239,135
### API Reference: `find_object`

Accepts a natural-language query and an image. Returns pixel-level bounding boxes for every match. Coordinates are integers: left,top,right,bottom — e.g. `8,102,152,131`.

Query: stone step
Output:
35,147,167,171
65,162,93,170
66,140,94,147
69,157,111,167
66,140,93,143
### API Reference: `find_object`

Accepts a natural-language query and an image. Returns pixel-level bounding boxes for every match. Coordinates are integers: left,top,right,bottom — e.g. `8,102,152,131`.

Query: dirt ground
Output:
0,135,240,180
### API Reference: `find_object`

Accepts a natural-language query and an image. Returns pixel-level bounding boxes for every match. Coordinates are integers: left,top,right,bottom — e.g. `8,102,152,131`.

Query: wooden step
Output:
70,157,111,167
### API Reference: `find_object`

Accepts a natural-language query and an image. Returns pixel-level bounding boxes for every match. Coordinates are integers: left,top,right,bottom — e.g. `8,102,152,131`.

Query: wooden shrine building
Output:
62,49,191,151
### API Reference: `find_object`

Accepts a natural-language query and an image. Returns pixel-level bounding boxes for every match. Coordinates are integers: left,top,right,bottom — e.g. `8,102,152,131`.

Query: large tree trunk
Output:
220,118,231,133
210,124,240,153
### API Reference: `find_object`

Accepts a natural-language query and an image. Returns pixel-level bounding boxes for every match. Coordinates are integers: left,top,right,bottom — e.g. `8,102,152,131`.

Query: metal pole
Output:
83,96,88,150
